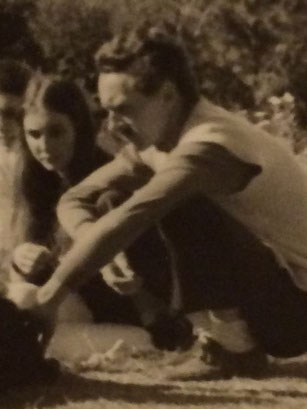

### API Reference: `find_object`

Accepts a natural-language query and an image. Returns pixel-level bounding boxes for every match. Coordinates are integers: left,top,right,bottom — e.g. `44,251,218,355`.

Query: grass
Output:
2,318,307,409
2,358,307,409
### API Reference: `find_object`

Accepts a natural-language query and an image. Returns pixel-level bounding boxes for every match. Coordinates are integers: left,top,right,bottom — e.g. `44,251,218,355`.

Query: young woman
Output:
9,73,144,324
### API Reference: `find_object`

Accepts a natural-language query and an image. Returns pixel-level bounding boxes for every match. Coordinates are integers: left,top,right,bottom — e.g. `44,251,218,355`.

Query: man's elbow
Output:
57,193,93,239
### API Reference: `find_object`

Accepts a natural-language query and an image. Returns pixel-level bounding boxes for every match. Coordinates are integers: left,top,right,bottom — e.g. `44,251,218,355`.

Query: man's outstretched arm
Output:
59,144,153,239
38,142,261,306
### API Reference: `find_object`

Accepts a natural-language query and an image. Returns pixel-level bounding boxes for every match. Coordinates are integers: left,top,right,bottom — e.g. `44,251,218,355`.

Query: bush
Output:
3,0,307,151
0,0,43,67
29,0,111,91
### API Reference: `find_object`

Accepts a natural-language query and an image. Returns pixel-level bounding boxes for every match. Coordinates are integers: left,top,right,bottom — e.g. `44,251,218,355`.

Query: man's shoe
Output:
162,338,269,381
201,337,269,378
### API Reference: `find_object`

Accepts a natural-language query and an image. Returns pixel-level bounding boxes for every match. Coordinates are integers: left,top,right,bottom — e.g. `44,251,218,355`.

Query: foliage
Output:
2,0,307,151
100,0,307,150
0,0,43,66
28,0,111,92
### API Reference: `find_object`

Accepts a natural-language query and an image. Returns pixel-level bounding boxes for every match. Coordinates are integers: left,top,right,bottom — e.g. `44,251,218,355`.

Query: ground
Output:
3,357,307,409
2,315,307,409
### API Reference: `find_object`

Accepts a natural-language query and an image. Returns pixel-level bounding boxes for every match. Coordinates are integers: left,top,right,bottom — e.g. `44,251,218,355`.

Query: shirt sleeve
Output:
40,141,261,304
58,144,153,239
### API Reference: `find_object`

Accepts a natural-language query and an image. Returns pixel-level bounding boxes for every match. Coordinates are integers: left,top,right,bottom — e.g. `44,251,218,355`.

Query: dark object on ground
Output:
146,312,196,351
165,337,269,381
0,297,59,391
201,337,269,379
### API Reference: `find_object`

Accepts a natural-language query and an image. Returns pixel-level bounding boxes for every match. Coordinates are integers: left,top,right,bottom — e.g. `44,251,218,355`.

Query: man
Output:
36,25,307,378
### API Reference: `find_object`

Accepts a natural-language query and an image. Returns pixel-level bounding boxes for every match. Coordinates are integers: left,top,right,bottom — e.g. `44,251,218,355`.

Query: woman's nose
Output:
36,134,50,152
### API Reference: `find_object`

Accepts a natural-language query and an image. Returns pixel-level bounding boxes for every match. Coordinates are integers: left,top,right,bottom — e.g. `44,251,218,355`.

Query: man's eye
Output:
115,104,131,116
0,108,22,120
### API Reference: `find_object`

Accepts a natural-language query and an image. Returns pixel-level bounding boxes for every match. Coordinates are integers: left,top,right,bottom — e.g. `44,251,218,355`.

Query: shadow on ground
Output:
1,359,307,408
270,359,307,379
0,371,276,408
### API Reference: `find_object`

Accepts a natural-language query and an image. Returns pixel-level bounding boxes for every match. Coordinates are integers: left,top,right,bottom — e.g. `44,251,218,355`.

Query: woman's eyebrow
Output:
27,129,42,137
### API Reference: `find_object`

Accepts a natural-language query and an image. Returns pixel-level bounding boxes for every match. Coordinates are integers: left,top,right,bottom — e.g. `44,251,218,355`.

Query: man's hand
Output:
100,252,143,295
12,243,53,276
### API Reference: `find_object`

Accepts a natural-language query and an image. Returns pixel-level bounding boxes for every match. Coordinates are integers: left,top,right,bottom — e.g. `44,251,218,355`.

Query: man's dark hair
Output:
95,24,200,107
0,59,31,96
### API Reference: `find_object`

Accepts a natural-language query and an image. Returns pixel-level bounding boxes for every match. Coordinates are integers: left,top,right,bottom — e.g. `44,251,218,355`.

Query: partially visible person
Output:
34,25,307,378
0,59,31,273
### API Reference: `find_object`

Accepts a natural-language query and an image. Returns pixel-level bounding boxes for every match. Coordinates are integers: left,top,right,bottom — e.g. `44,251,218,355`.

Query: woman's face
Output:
23,109,75,173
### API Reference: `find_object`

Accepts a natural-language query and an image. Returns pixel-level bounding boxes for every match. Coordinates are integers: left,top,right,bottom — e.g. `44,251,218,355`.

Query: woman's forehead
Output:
98,72,138,108
24,109,71,127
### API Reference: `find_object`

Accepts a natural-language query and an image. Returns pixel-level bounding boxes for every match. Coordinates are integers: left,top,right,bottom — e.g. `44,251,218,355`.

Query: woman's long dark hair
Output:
15,74,108,246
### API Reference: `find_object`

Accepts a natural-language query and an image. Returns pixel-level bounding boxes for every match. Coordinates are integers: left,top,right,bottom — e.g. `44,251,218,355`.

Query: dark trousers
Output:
161,196,307,358
89,191,307,358
79,226,172,326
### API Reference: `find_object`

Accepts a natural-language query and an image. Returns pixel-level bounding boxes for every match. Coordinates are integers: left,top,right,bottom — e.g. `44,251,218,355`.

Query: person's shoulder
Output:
179,98,233,145
179,121,229,151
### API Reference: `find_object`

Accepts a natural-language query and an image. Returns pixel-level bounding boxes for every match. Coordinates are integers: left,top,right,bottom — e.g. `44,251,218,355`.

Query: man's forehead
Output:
98,72,137,107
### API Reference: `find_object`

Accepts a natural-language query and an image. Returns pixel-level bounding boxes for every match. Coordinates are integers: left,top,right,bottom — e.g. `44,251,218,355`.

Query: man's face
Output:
98,72,170,150
0,93,23,148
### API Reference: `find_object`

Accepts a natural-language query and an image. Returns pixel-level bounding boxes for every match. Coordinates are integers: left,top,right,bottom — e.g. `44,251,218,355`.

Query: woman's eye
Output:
27,129,41,139
0,108,22,120
115,104,131,116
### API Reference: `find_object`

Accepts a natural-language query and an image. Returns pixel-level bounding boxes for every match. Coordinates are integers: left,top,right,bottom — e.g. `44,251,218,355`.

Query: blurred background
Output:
2,0,307,154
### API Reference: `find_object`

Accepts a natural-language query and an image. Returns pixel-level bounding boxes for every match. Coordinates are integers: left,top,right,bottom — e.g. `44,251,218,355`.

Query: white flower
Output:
268,96,281,106
254,111,266,118
282,92,295,103
232,65,242,74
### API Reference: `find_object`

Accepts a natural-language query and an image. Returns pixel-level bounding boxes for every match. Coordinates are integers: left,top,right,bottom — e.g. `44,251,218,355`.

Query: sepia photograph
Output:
1,0,307,408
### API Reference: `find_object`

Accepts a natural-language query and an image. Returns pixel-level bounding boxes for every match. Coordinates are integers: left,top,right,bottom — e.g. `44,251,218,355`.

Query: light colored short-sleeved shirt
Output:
52,97,307,293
